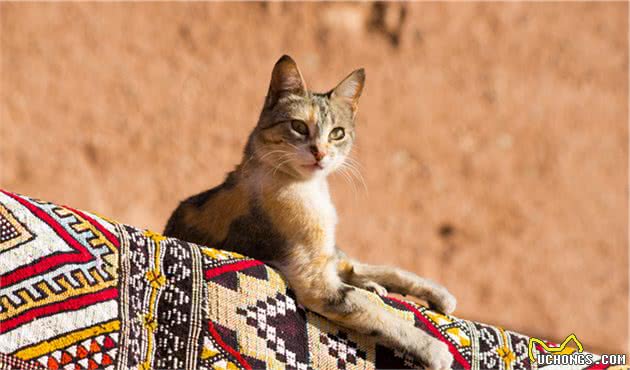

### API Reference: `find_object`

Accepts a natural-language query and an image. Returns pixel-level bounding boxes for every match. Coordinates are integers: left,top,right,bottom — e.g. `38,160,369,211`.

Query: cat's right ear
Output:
265,55,307,109
330,68,365,114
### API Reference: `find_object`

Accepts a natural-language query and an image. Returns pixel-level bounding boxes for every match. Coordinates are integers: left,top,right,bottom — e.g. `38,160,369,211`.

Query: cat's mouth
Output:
301,162,324,171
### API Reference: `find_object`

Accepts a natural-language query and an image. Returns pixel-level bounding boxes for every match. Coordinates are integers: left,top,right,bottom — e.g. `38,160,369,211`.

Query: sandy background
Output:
1,2,627,354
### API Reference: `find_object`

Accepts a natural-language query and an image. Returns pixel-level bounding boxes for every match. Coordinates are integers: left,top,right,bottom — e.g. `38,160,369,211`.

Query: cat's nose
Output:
310,145,326,162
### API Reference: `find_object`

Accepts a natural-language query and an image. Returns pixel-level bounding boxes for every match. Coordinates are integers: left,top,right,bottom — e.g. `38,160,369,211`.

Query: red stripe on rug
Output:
205,259,263,279
66,206,119,248
0,191,95,287
387,296,471,369
0,287,118,334
207,320,252,370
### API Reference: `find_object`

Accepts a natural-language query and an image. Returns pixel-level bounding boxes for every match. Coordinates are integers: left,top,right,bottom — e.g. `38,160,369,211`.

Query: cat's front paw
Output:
405,329,453,370
427,288,457,315
421,339,453,370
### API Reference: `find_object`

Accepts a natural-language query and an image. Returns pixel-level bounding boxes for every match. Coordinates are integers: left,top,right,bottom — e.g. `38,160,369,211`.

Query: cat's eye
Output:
291,120,309,136
329,127,345,141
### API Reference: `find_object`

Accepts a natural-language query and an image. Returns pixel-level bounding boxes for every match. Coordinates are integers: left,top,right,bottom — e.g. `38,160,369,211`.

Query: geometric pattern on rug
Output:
0,203,35,253
34,330,118,370
318,330,368,370
0,189,613,370
0,190,120,365
115,226,206,370
235,291,312,370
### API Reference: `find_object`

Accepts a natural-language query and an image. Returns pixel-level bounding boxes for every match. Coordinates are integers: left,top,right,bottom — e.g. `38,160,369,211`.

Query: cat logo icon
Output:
528,333,584,364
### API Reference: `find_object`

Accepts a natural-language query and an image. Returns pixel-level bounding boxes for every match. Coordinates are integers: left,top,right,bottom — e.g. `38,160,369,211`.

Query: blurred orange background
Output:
1,2,627,354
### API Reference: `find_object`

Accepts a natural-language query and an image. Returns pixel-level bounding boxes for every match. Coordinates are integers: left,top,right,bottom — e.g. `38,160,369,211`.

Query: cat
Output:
164,55,456,370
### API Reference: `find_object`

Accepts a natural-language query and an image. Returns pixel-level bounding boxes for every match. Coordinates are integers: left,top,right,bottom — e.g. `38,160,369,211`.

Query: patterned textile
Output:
0,190,611,370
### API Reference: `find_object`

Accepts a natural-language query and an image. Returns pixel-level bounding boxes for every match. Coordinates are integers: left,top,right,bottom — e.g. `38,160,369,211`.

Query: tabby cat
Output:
164,55,456,370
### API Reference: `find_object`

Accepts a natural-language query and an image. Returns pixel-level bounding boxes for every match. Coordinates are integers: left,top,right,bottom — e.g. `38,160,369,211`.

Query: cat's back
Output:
163,172,250,247
163,171,294,262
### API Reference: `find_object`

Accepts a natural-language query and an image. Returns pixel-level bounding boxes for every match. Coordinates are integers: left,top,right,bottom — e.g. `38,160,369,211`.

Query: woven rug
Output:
0,190,612,370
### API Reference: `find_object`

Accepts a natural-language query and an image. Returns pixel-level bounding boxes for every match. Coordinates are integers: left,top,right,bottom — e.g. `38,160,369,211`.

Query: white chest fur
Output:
293,180,338,227
291,180,338,252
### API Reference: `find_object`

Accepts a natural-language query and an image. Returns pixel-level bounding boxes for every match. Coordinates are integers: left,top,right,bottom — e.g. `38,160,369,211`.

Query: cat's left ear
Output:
330,68,365,113
265,55,308,109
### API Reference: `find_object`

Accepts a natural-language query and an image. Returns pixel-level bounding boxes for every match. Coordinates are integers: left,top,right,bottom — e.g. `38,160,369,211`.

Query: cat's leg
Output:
337,262,389,296
340,259,456,314
286,270,454,370
335,256,389,296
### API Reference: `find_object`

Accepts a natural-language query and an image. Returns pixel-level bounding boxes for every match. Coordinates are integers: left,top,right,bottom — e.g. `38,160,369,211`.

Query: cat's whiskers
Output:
253,152,296,194
336,165,358,197
253,149,293,176
258,149,291,162
345,155,364,170
341,159,368,195
241,149,287,174
259,150,295,178
271,155,298,178
285,142,301,151
342,164,361,196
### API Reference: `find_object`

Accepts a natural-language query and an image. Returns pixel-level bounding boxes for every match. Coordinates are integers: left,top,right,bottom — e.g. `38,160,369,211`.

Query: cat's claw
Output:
364,281,388,297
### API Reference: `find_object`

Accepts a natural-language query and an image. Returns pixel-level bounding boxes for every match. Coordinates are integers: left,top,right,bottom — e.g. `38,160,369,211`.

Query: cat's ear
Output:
265,55,307,109
330,68,365,112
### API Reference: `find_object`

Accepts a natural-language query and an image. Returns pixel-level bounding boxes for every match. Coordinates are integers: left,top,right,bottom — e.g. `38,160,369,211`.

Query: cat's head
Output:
248,55,365,181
